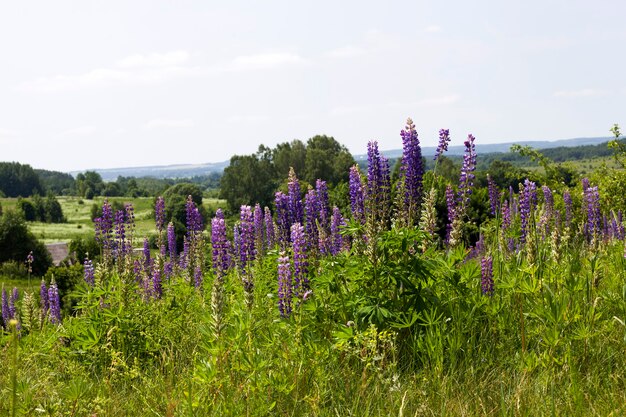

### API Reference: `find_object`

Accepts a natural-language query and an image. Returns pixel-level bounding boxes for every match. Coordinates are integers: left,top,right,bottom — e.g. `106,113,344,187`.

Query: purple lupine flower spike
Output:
349,165,365,224
194,266,203,289
398,117,424,225
1,289,9,327
458,134,477,211
253,203,265,255
584,185,601,242
501,198,511,230
167,222,177,261
275,191,290,248
277,252,293,318
288,168,304,226
304,189,319,251
291,223,308,296
487,175,499,216
155,196,165,232
143,238,151,270
330,206,345,255
434,128,451,162
481,256,494,296
211,209,232,278
316,180,330,230
152,269,162,299
48,279,61,324
519,179,537,244
563,190,573,228
84,258,95,286
264,207,276,249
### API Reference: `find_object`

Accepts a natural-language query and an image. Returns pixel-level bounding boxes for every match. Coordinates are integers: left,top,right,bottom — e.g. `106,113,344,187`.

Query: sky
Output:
1,1,625,172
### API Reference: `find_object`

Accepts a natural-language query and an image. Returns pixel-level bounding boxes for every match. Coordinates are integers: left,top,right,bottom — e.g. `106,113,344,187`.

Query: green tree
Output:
0,210,52,275
44,194,65,223
0,162,44,197
303,135,354,184
220,152,277,212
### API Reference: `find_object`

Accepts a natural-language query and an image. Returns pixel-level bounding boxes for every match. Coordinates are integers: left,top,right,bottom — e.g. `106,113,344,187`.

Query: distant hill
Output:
71,136,613,180
355,136,613,161
70,161,230,181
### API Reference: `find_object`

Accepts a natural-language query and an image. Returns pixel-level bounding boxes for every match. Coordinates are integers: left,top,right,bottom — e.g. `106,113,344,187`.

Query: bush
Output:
0,209,52,275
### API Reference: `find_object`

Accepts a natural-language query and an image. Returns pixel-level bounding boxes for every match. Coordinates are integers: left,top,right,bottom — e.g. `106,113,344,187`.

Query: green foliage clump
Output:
0,210,52,275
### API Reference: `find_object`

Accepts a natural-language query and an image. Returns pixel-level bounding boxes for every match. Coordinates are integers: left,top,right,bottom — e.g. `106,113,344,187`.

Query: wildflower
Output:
584,185,601,242
48,279,61,324
167,222,177,261
211,210,232,279
487,175,499,216
563,190,573,228
480,256,494,296
397,118,424,226
519,179,537,244
434,128,451,162
291,223,309,296
275,191,290,247
84,258,95,286
264,206,276,249
253,203,265,255
330,206,345,255
155,196,165,232
277,252,292,318
288,167,304,226
349,165,365,224
26,251,34,274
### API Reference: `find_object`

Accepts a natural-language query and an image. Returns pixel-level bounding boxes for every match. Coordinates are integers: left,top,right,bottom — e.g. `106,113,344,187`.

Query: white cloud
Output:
387,95,460,108
115,51,190,68
327,45,366,58
553,88,606,98
230,53,307,71
143,119,195,129
0,128,21,137
226,115,268,124
58,126,97,137
16,50,305,92
424,25,442,33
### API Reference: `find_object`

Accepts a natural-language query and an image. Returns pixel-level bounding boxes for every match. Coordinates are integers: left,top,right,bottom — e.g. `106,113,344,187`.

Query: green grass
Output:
1,196,226,245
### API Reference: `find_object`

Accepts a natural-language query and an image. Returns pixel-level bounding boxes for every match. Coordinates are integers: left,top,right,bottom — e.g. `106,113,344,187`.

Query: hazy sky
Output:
1,1,625,172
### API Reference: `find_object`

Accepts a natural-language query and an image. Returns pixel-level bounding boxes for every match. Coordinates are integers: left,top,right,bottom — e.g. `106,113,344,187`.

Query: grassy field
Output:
1,196,226,245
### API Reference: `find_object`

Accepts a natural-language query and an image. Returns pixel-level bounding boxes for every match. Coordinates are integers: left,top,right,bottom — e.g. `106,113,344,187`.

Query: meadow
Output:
1,121,626,416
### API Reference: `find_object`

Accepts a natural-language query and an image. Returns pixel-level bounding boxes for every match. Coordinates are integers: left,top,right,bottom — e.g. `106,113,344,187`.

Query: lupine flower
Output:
434,128,451,162
397,118,424,226
458,134,477,211
167,222,177,261
288,167,304,226
164,261,173,280
365,141,391,230
519,179,537,244
179,238,190,270
114,209,126,260
563,190,573,227
316,179,330,231
26,251,34,274
584,185,601,242
275,191,290,247
133,259,142,283
277,252,292,318
211,210,232,279
48,279,61,324
264,207,276,249
155,196,165,232
1,289,9,327
445,185,456,242
194,266,203,289
291,223,308,296
143,238,151,271
349,165,365,224
487,175,499,216
304,189,319,252
581,177,590,191
330,206,345,256
540,186,554,235
95,199,114,260
237,205,256,274
419,187,438,244
481,256,494,296
152,269,162,299
253,203,265,255
501,198,511,230
84,258,95,286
